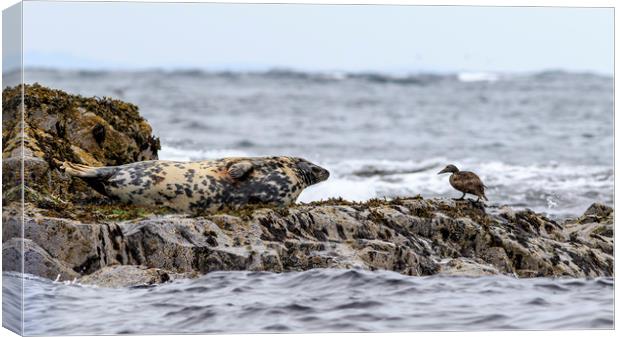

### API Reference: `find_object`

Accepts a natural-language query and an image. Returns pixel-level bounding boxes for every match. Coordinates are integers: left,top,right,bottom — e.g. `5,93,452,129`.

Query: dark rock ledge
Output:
2,198,613,287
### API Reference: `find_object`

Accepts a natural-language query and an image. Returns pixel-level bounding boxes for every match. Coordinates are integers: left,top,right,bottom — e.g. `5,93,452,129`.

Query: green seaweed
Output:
37,201,174,222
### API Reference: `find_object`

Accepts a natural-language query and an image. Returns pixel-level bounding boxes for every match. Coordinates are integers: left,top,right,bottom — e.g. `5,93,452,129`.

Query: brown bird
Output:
438,164,488,202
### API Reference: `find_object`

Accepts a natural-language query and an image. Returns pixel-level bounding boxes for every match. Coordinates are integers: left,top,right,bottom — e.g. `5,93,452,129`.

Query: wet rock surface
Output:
2,198,613,286
3,238,79,281
79,265,194,288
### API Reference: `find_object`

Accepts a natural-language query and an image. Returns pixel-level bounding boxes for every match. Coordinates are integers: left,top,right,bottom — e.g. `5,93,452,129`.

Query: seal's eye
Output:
311,166,325,178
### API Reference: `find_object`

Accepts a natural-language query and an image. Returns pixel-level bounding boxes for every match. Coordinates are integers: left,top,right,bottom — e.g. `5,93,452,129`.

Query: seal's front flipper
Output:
228,161,253,179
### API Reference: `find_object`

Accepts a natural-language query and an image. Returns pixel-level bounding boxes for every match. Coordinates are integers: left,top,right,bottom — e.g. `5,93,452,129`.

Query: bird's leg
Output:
474,196,486,207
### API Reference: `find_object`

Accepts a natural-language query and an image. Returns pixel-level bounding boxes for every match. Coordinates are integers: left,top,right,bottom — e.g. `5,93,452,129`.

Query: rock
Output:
438,258,501,276
583,202,614,218
2,84,160,204
3,206,131,275
498,206,516,221
3,238,79,281
79,265,192,288
563,203,614,256
3,199,613,286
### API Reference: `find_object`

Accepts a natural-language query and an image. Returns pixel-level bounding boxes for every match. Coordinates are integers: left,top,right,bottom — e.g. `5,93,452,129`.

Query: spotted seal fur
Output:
60,157,330,212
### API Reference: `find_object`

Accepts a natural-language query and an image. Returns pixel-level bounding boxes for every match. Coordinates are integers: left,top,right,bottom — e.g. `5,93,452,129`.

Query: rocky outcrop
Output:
2,84,160,203
2,198,613,286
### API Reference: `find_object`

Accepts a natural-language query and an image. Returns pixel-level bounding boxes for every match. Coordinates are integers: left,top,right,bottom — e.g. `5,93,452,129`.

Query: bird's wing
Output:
458,171,485,193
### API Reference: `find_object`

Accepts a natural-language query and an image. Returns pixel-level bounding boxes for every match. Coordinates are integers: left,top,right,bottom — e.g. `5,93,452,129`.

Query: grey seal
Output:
61,156,330,212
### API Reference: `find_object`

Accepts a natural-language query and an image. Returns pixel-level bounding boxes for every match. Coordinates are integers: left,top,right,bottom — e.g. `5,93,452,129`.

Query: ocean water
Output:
8,69,614,333
4,270,614,334
23,69,613,218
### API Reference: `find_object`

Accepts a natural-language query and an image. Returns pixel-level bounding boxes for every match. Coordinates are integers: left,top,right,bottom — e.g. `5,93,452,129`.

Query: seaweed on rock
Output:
2,84,160,204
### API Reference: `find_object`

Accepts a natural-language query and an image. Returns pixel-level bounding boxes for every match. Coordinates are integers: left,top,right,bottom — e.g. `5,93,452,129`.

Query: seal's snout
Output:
313,165,330,182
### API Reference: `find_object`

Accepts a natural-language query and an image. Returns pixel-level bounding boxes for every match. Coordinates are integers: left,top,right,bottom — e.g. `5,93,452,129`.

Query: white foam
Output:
159,146,249,161
298,177,377,203
457,72,500,82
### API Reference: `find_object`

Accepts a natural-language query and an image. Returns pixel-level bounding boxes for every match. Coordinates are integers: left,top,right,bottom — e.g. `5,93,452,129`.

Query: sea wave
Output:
457,72,500,82
261,68,450,85
8,270,612,334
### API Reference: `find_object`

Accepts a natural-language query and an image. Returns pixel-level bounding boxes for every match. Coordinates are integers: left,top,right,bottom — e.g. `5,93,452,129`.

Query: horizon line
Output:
5,65,614,78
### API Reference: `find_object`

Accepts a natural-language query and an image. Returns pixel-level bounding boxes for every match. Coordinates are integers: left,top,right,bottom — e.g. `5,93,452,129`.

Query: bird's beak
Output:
438,168,449,175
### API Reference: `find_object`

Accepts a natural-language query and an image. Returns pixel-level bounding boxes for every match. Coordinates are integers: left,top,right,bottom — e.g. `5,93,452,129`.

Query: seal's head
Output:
293,157,330,186
217,156,330,208
438,164,459,175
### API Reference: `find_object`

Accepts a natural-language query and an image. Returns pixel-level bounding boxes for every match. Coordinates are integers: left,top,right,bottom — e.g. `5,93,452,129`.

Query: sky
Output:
15,2,615,74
